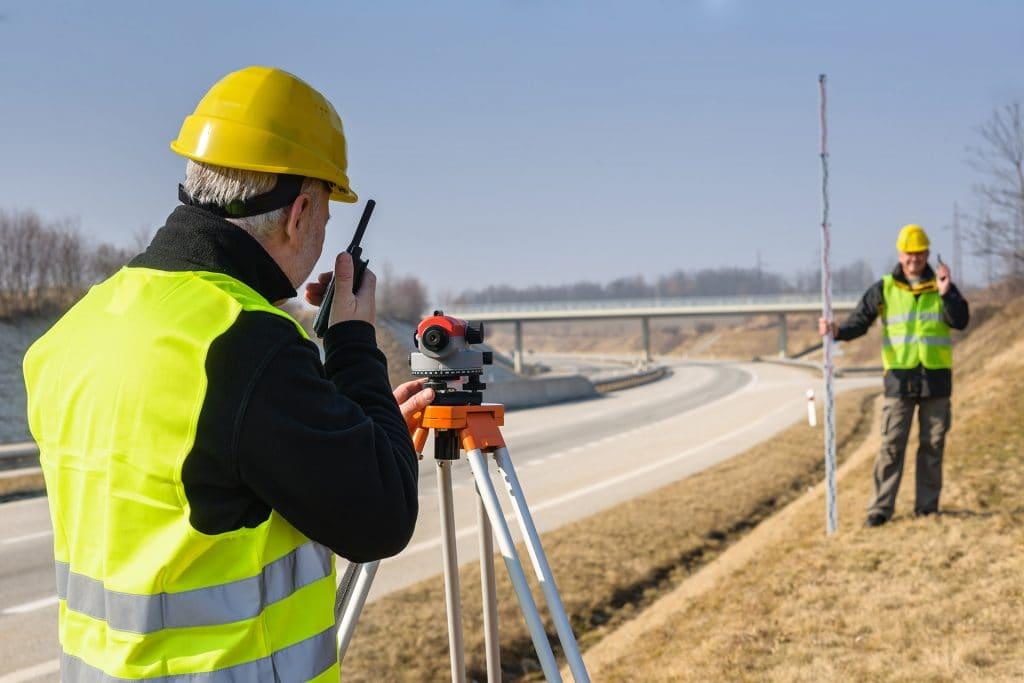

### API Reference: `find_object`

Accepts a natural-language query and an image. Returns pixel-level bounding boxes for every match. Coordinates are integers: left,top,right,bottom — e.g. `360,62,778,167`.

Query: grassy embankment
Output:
583,293,1024,682
339,384,880,681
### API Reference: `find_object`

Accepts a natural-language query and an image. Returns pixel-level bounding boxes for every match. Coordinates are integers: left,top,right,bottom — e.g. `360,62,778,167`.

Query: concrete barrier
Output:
484,375,599,409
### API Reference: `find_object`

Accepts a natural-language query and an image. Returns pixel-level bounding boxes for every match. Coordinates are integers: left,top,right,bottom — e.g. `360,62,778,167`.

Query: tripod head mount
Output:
411,311,493,405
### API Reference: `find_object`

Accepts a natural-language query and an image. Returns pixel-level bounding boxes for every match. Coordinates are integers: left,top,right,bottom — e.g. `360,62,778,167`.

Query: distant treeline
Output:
455,261,876,305
0,209,135,318
0,208,431,324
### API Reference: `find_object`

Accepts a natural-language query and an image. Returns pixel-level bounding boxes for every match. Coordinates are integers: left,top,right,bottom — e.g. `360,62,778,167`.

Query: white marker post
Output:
819,74,838,535
806,389,817,427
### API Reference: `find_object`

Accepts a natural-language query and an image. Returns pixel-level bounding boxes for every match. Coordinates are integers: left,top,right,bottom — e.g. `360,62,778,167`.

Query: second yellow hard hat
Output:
896,224,930,253
170,66,356,203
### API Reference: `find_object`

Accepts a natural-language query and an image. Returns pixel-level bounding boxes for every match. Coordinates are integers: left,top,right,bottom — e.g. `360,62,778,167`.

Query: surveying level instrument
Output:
334,312,591,682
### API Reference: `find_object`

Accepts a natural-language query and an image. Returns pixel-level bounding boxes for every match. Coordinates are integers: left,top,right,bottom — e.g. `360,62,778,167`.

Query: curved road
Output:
0,360,875,682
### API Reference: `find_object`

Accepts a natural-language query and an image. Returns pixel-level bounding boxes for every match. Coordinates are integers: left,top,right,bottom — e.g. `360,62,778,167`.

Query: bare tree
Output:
377,264,429,322
89,243,133,281
968,101,1024,279
0,209,137,318
52,220,88,305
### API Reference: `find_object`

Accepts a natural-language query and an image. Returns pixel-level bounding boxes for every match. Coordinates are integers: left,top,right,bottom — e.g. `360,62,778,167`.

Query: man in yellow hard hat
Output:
819,224,969,527
24,66,432,681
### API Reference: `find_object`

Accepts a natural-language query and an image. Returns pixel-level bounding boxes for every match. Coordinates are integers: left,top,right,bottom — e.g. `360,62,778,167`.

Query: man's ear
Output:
282,193,312,245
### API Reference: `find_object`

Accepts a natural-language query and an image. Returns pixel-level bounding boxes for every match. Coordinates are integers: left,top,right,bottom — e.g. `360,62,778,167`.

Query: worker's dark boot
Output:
914,507,938,517
864,513,888,528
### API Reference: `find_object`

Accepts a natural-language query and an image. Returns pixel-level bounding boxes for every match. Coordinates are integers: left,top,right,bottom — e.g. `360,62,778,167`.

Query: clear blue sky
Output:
2,1,1022,295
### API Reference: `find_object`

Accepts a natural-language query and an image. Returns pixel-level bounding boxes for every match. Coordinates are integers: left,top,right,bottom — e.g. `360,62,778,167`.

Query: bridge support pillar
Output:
513,320,524,374
777,313,788,357
641,317,652,367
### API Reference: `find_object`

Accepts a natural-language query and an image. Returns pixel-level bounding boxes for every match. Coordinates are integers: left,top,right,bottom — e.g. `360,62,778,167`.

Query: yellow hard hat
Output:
171,66,356,203
896,224,930,253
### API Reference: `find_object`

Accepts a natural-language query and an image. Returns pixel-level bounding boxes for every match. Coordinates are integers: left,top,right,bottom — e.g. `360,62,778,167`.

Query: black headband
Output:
178,174,307,218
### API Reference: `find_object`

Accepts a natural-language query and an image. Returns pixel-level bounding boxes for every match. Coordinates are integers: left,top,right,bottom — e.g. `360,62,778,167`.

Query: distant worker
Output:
23,66,433,681
819,224,969,527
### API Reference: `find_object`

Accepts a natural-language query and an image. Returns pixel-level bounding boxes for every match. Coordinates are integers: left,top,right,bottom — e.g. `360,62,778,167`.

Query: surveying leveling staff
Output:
819,224,969,527
23,66,433,681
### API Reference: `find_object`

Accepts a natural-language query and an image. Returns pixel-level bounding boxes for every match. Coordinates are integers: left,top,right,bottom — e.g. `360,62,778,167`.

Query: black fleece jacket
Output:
836,263,970,398
129,206,418,562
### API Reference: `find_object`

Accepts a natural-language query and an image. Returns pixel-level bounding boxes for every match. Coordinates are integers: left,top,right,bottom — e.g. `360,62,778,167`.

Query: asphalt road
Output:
0,360,875,682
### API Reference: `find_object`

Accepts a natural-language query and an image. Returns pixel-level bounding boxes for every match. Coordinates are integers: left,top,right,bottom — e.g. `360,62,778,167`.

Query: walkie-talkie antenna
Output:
313,199,376,338
347,199,374,252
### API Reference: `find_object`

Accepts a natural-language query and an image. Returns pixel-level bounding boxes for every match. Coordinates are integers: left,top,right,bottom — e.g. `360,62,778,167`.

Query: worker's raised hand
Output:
394,378,435,432
936,262,951,295
818,317,838,338
329,252,376,327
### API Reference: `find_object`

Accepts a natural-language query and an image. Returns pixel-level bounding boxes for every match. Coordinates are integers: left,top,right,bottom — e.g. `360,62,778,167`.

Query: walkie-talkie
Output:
313,199,375,338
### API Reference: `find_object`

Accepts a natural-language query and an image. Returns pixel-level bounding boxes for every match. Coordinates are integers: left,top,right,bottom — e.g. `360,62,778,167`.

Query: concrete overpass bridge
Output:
444,293,861,372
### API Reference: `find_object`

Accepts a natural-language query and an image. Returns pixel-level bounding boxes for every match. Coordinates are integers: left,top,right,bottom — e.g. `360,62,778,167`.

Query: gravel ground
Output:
0,315,57,443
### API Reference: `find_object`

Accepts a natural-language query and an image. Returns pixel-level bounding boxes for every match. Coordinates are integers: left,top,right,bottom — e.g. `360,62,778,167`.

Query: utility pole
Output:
755,250,763,294
952,202,963,284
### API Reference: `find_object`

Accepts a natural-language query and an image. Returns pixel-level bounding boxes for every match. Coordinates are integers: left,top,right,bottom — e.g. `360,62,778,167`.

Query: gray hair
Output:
183,161,326,239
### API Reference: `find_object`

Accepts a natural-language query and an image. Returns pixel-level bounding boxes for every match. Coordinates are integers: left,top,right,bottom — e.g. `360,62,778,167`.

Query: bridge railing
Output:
442,292,863,316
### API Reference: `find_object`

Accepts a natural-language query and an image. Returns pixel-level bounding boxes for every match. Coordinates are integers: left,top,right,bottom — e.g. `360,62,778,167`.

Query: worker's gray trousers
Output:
868,396,952,519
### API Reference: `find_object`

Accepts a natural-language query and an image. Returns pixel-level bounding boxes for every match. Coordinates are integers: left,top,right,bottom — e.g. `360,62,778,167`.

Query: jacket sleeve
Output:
236,320,419,562
835,280,883,342
941,283,970,330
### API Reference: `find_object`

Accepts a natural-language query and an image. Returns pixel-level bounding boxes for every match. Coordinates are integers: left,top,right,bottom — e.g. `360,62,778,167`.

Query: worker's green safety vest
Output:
880,273,952,370
23,267,339,682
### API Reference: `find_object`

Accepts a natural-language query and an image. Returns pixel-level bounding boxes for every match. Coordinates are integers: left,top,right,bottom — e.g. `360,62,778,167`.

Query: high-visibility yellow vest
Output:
880,274,952,370
23,267,339,682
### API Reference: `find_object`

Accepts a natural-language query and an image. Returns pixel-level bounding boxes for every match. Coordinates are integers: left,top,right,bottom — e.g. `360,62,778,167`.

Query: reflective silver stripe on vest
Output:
59,625,336,682
55,541,333,634
882,313,915,325
882,312,944,325
882,335,952,347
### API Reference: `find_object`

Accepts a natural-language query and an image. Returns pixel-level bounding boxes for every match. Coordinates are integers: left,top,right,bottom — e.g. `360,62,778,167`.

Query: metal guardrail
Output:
0,442,40,471
0,442,38,459
592,365,671,393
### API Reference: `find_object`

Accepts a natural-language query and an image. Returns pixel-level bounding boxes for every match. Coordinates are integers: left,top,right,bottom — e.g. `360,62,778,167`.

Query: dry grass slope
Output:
340,387,879,681
587,293,1024,682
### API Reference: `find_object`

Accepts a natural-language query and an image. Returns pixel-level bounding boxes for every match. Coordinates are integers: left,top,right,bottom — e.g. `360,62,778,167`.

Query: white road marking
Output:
0,659,61,683
528,401,798,516
1,531,52,546
2,596,58,615
0,497,49,511
398,398,798,560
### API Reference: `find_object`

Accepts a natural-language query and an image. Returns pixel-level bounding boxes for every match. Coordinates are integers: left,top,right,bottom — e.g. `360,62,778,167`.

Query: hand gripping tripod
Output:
334,312,590,683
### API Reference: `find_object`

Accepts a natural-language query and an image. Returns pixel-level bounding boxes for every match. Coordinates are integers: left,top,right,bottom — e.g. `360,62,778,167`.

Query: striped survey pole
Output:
819,73,838,535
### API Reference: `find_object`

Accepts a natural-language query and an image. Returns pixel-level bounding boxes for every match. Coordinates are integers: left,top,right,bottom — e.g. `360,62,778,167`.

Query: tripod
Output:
334,402,590,683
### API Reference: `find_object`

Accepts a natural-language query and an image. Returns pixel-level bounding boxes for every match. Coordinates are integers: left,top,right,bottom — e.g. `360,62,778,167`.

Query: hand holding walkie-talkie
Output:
313,199,376,337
